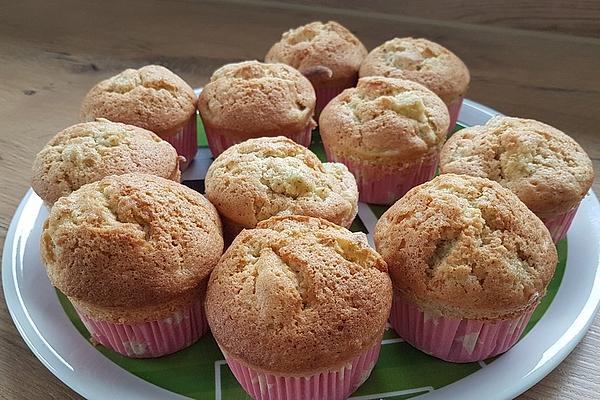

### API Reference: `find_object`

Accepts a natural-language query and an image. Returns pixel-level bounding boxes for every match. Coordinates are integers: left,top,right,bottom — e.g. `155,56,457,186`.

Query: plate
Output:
3,99,600,400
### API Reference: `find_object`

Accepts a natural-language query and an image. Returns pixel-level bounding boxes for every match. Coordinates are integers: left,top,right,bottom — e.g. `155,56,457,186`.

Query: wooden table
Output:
1,1,599,399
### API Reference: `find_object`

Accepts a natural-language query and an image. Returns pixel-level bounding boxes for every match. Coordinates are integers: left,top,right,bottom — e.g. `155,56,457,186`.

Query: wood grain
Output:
278,0,600,38
0,1,599,399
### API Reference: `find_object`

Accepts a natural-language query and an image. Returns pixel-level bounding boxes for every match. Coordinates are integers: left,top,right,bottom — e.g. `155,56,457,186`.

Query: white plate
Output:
3,100,600,400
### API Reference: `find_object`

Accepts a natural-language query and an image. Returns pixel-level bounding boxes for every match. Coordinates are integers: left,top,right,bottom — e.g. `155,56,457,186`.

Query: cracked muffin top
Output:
198,61,316,136
440,116,594,217
375,174,557,320
205,136,358,231
359,37,470,104
319,76,449,164
265,21,367,85
205,215,392,374
41,173,223,320
32,119,181,205
81,65,197,136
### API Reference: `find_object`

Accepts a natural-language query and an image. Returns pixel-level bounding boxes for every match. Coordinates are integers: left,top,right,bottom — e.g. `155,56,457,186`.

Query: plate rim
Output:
3,99,600,400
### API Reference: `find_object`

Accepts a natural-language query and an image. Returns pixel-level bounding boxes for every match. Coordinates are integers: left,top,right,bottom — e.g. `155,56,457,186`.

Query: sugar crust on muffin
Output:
440,116,594,216
32,119,181,205
359,37,469,104
206,215,392,374
41,173,223,322
319,76,449,165
266,21,367,85
375,174,557,320
205,136,358,231
198,61,316,136
81,65,197,136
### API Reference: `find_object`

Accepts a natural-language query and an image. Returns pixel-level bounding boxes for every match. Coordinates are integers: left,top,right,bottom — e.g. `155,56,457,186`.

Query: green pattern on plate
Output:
57,121,568,399
197,111,208,148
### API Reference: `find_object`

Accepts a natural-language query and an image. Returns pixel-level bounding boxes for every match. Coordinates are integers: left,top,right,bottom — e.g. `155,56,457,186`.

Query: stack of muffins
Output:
34,19,593,400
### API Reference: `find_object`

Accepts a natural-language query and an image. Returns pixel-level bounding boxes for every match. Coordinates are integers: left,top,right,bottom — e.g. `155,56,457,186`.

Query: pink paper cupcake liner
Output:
314,85,352,117
541,205,579,243
205,125,313,158
223,339,381,400
325,150,439,205
447,97,464,132
389,295,536,363
313,76,358,116
76,299,208,358
448,97,463,133
161,113,198,171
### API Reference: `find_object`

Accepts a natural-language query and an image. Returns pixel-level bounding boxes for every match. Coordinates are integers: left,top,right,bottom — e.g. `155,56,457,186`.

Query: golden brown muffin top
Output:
440,116,594,217
375,174,557,320
70,284,204,324
319,76,449,164
205,137,358,230
359,37,470,104
81,65,197,136
265,21,368,85
32,119,181,205
198,61,315,136
206,215,392,374
41,173,223,312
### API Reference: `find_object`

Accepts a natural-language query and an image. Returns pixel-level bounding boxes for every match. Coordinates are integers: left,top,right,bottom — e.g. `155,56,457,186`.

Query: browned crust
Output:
375,174,557,320
205,215,392,374
265,21,368,86
80,65,197,136
439,116,594,217
319,76,449,164
359,37,470,104
198,61,315,136
70,278,207,324
205,136,358,231
41,173,224,312
32,119,181,205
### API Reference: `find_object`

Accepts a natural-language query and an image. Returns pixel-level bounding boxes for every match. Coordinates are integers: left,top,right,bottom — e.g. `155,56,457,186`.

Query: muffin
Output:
359,38,470,130
440,116,594,243
32,119,181,206
198,61,316,157
206,215,392,400
266,21,368,115
319,76,450,205
375,174,557,362
40,173,224,358
81,65,198,169
205,136,358,241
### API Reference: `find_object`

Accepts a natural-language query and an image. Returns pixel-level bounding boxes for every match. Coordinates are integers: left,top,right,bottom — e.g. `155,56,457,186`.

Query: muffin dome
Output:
41,173,223,315
32,119,181,205
81,65,197,136
319,76,449,163
206,215,392,374
375,174,557,320
265,21,367,85
205,136,358,232
198,61,316,136
359,38,469,104
440,116,594,217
